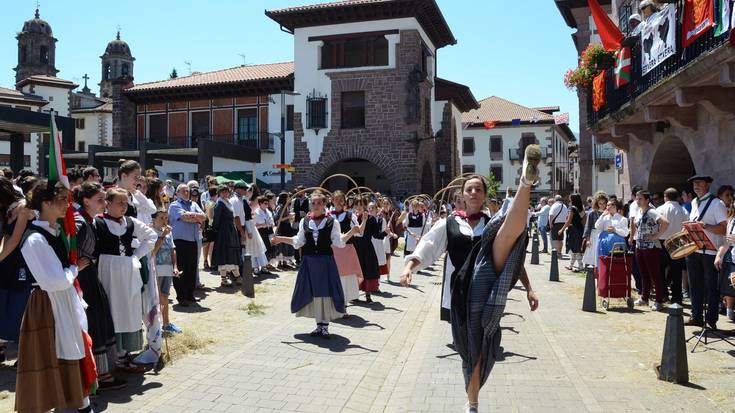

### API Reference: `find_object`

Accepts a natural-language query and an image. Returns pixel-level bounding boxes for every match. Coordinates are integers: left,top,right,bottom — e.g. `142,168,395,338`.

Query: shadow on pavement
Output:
333,314,386,330
89,371,164,412
284,334,379,354
172,303,211,313
350,300,403,313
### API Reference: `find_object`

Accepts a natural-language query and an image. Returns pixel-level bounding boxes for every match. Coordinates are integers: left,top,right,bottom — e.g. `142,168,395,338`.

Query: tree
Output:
170,67,178,79
486,173,502,199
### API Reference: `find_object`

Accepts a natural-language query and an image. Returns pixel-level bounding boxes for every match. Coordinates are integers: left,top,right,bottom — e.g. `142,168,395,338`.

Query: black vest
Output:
125,196,138,218
334,210,353,234
21,224,70,285
373,215,386,239
0,219,34,290
408,213,424,228
446,215,486,282
301,217,335,256
95,217,135,256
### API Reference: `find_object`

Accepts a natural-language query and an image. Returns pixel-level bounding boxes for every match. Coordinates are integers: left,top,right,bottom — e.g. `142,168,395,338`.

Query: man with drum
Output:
685,175,728,329
657,188,689,305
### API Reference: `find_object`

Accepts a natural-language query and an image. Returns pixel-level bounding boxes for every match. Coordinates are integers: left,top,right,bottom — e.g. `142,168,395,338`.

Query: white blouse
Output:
405,216,487,273
130,189,157,225
20,220,87,360
254,207,274,226
290,217,345,250
595,213,630,238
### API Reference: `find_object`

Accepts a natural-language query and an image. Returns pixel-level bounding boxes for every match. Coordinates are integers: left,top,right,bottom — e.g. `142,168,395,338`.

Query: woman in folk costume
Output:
401,181,493,322
0,178,35,362
328,191,366,312
402,199,425,256
403,146,541,413
582,191,608,271
16,180,95,413
211,185,242,287
75,182,127,391
272,191,358,338
379,197,399,279
368,201,390,277
244,187,269,275
115,160,164,366
254,195,276,269
352,196,382,302
95,187,157,370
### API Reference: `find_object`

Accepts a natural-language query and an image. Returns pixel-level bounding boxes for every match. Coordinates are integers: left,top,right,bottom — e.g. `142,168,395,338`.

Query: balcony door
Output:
237,109,258,147
191,111,210,148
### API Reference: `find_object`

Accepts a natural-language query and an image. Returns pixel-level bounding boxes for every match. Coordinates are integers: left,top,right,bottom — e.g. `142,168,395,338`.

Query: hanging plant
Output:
563,66,595,91
581,43,616,71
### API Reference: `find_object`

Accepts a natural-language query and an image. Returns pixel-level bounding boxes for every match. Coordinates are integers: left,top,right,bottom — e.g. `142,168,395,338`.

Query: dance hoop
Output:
319,174,359,190
277,186,333,224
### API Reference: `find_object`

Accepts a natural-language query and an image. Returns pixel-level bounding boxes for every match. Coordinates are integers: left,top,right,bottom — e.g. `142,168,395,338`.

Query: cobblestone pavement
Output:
1,251,734,412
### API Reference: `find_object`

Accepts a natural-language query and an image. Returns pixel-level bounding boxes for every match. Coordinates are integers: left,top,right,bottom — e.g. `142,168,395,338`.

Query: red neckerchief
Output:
308,212,325,220
79,210,93,224
452,211,485,221
102,213,124,224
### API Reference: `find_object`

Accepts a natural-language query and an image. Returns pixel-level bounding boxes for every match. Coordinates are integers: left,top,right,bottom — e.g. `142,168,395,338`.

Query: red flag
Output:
682,0,714,48
588,0,624,51
483,121,498,129
593,71,607,112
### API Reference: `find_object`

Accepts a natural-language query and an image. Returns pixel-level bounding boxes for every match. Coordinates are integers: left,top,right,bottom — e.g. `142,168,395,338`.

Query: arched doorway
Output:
322,158,392,194
648,136,695,194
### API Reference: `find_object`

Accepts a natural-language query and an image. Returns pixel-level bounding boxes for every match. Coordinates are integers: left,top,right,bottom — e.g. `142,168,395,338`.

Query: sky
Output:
0,0,581,134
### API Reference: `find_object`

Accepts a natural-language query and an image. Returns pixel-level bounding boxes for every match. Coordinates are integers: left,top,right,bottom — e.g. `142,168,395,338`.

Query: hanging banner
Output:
641,4,677,75
682,0,714,47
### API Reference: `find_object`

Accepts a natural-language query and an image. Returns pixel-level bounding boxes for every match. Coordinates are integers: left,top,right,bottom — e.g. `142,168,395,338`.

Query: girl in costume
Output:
272,191,357,338
379,197,399,280
95,187,157,370
582,191,609,271
403,145,542,413
274,192,297,270
211,185,242,287
328,191,366,314
352,196,382,302
16,180,94,413
75,182,127,390
402,200,425,256
368,201,390,278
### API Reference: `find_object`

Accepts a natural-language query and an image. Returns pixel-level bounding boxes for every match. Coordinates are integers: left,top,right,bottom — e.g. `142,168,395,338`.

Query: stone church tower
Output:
14,8,59,84
100,31,135,98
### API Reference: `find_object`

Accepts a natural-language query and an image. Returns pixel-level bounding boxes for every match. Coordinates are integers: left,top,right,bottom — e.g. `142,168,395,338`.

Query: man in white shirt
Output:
548,195,569,254
535,198,551,253
656,188,689,304
685,175,728,329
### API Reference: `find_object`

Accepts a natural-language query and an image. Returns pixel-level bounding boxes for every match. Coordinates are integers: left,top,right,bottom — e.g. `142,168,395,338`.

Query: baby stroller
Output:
597,242,634,310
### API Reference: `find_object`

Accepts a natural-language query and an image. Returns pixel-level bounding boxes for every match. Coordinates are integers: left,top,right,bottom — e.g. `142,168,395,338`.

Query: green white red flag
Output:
48,112,77,264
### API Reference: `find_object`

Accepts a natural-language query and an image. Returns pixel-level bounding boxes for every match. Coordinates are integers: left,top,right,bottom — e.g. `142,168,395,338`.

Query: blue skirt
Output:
291,255,346,314
0,287,30,341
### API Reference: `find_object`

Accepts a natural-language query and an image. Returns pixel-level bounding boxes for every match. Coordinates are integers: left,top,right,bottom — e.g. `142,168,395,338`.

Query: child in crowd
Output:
151,209,182,334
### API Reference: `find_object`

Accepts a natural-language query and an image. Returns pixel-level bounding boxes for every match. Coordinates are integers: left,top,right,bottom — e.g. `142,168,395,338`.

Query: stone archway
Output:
648,135,695,194
321,158,392,194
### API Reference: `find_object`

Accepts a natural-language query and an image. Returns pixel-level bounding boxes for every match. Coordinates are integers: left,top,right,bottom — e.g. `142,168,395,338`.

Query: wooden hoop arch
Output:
319,174,359,191
277,186,333,224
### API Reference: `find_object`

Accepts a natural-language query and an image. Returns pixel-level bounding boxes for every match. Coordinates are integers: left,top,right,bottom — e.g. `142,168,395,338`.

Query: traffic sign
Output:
615,154,623,170
272,164,292,169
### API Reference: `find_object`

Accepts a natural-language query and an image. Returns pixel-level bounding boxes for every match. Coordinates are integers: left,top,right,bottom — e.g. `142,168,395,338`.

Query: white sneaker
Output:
634,298,648,306
132,348,160,365
727,309,734,321
651,302,662,312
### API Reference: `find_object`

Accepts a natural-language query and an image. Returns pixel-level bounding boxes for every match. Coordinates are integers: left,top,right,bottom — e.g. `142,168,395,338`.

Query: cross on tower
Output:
116,24,121,40
82,73,89,88
35,0,40,18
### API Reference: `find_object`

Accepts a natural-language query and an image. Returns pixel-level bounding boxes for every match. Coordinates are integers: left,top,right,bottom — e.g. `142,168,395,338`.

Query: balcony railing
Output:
587,4,729,127
146,132,276,151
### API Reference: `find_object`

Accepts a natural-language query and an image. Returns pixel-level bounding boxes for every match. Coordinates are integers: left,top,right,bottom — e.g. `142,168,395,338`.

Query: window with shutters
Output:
490,135,502,160
341,91,365,129
321,36,389,69
462,137,475,156
490,165,503,182
462,164,475,174
286,105,294,131
306,95,328,130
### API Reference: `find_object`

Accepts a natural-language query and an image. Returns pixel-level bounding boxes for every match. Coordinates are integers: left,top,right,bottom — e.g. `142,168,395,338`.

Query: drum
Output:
664,230,698,260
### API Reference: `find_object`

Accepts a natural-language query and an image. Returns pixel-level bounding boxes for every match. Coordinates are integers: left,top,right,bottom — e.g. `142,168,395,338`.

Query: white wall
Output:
461,124,556,192
293,18,437,164
260,93,295,186
73,111,112,151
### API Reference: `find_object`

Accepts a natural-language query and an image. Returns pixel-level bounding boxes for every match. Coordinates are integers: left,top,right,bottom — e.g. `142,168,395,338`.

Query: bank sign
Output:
641,4,677,75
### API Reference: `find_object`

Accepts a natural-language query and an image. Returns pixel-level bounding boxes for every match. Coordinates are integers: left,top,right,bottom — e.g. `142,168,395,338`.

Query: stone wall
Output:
434,102,458,189
112,76,136,149
290,30,437,197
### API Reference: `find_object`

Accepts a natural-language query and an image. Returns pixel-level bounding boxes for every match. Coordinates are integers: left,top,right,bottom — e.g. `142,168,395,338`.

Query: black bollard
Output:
549,250,560,282
658,304,689,383
530,236,540,265
582,266,596,312
241,255,255,298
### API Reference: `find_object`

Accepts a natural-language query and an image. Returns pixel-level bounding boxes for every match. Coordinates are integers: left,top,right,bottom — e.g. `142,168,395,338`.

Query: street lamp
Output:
280,90,300,191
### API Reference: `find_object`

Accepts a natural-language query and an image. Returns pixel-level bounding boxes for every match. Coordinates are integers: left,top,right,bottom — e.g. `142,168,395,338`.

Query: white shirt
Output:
690,194,728,254
549,201,568,225
595,213,630,238
254,207,274,226
21,220,87,360
290,217,345,249
131,189,156,225
656,201,688,240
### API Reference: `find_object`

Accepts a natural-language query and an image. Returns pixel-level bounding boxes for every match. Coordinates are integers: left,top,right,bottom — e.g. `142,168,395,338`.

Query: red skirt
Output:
360,278,380,292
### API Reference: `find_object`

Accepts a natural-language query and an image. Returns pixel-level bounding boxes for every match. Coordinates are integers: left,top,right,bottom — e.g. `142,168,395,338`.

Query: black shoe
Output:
684,318,703,327
366,295,373,303
310,327,321,337
707,322,718,331
320,327,330,339
98,377,128,391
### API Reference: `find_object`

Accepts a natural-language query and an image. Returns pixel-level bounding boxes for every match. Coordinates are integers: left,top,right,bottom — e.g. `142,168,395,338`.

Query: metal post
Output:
550,250,559,282
280,90,286,191
530,230,540,265
658,304,688,383
582,266,596,312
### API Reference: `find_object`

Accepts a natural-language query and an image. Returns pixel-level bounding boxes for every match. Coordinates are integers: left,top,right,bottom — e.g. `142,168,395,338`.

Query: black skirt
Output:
352,236,380,280
77,264,116,354
258,228,274,260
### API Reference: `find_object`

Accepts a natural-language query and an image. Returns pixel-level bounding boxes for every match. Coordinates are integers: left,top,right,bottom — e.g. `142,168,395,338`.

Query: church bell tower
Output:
100,30,135,98
14,7,59,85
